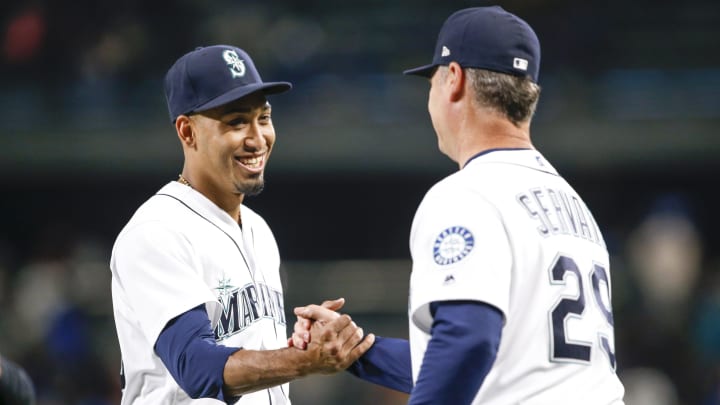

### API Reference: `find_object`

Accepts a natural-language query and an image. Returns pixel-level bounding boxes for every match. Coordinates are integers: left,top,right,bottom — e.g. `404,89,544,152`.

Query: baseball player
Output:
292,6,625,404
110,45,374,405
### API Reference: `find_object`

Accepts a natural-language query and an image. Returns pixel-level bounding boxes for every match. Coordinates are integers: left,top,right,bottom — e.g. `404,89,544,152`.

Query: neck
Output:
178,172,243,224
453,110,533,169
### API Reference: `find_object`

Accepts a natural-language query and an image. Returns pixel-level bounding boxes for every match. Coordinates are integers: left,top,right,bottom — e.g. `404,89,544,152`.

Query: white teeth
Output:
237,156,262,168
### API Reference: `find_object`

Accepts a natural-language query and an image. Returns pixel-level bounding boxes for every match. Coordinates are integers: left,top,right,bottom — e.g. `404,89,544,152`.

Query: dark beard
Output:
236,178,265,196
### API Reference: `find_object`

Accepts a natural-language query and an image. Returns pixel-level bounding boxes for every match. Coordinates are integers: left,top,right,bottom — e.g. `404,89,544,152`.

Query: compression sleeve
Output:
0,356,35,405
347,336,413,393
408,301,503,405
155,305,240,402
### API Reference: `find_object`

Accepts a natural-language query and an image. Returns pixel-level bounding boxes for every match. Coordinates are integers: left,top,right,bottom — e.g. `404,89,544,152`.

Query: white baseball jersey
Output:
110,182,289,405
408,149,625,404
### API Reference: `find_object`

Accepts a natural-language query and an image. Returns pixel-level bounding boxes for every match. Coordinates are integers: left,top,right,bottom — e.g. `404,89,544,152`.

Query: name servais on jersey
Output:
516,186,604,247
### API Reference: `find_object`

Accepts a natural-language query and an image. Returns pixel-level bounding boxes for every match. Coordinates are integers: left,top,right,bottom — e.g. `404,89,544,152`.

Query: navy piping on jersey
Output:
463,148,562,178
156,193,252,272
155,193,277,402
156,194,280,339
463,147,532,168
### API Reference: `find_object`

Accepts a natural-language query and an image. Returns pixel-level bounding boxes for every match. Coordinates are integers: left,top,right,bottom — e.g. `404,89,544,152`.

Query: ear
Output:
175,115,196,149
447,62,465,102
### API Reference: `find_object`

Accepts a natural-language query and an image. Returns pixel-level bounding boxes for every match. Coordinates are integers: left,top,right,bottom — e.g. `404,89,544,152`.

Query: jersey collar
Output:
158,181,245,230
463,148,559,176
463,147,532,167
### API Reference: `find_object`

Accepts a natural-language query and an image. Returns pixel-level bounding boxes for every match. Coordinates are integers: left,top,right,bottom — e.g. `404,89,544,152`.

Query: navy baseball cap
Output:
404,6,540,83
164,45,292,122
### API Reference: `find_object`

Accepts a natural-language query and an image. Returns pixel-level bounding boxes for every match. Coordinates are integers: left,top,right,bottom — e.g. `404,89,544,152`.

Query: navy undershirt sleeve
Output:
155,305,240,402
408,300,503,405
347,336,413,393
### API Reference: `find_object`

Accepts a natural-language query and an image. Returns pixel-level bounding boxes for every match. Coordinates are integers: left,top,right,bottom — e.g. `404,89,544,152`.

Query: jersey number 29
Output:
548,254,616,369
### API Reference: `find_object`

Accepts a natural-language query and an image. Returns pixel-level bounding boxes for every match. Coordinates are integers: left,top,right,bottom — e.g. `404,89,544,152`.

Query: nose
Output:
243,122,267,151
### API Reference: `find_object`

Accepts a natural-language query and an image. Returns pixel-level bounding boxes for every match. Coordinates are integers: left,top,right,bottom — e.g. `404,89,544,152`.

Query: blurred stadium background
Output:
1,0,719,404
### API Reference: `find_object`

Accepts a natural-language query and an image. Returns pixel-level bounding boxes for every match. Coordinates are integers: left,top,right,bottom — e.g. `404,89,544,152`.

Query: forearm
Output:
158,305,371,400
157,307,312,397
224,315,371,397
222,347,313,396
408,301,502,405
347,336,413,393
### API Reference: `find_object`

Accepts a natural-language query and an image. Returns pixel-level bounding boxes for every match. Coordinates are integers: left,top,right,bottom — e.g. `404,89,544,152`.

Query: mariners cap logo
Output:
433,226,475,266
223,49,246,78
441,45,451,57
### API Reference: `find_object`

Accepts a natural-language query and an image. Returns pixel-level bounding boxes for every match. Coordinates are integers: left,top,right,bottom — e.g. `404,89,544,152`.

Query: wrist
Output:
296,346,323,377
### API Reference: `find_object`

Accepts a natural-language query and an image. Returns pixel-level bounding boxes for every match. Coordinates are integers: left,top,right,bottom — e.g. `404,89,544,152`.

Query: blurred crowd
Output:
0,227,119,404
612,195,720,405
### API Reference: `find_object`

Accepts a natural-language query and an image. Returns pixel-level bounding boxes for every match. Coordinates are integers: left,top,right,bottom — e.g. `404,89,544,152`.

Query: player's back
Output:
470,150,623,404
415,149,624,404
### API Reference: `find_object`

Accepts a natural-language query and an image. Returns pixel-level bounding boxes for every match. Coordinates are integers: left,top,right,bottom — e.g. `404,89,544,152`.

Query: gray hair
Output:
463,68,541,126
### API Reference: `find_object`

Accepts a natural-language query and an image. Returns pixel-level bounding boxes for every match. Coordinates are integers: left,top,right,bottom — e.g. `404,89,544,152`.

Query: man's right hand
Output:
222,300,375,396
289,298,345,349
301,311,374,374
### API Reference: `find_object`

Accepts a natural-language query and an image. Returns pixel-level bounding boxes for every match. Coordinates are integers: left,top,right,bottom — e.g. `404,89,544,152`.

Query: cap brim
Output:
193,81,293,113
403,63,437,77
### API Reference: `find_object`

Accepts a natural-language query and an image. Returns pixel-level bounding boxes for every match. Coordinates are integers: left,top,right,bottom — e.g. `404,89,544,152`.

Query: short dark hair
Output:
466,68,541,126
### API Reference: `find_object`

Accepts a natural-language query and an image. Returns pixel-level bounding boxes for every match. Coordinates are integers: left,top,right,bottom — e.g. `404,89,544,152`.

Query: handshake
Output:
287,298,375,374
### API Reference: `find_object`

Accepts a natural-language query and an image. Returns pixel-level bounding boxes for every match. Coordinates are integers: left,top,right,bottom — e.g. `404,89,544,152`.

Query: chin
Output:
236,179,265,196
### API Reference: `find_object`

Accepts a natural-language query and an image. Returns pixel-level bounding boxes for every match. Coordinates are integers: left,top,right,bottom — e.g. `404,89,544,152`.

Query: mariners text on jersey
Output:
215,281,286,340
516,186,604,247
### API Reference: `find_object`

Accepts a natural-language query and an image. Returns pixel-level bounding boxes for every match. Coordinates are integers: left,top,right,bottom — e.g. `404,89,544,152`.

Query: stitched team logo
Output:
222,50,246,78
433,226,474,265
213,276,286,341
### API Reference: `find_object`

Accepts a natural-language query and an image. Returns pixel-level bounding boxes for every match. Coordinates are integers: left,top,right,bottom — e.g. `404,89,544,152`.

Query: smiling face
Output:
178,91,276,213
